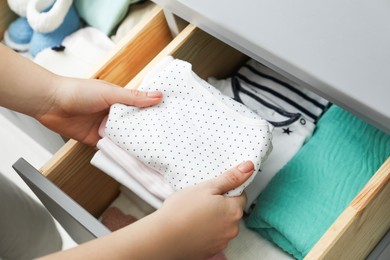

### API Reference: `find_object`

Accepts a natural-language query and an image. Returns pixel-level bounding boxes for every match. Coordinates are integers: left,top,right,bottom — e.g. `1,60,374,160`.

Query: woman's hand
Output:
0,44,162,146
152,160,254,259
35,76,162,146
39,162,254,260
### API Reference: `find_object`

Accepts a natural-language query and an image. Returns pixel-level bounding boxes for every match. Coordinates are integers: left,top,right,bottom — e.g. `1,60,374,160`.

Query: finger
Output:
225,191,248,213
234,191,248,210
108,86,163,108
204,161,254,195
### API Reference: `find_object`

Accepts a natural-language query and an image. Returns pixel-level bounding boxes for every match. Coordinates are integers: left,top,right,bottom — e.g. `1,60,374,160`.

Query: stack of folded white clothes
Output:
91,56,273,208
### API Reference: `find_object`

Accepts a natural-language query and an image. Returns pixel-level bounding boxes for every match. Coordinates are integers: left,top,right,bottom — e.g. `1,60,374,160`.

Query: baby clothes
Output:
245,105,390,259
91,57,176,208
91,149,165,209
96,136,174,200
103,59,272,196
235,59,329,123
100,206,137,231
208,58,329,209
34,26,115,78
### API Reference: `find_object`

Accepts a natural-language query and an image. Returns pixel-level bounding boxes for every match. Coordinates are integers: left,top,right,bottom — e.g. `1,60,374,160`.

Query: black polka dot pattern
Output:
105,59,273,196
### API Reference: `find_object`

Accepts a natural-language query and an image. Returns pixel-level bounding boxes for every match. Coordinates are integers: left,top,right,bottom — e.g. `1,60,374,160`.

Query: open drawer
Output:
40,22,389,259
2,1,389,259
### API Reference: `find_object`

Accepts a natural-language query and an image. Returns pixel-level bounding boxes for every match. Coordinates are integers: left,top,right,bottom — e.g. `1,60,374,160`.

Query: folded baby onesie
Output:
91,149,164,209
245,105,390,259
96,136,174,200
208,58,329,209
104,59,273,196
91,56,176,208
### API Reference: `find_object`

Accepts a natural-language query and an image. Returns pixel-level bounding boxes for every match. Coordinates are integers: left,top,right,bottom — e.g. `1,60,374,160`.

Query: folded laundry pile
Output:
245,104,390,259
91,57,273,207
208,59,330,210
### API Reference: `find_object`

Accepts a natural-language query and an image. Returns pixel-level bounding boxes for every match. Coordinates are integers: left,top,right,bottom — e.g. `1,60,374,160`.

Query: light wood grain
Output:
126,24,248,90
40,6,173,217
306,157,390,260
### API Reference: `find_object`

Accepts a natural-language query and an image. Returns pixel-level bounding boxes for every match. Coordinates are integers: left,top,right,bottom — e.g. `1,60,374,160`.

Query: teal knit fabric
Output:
75,0,143,35
246,105,390,259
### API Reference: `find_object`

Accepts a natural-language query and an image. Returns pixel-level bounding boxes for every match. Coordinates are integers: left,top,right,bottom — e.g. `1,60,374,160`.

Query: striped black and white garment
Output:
208,59,331,211
233,59,330,124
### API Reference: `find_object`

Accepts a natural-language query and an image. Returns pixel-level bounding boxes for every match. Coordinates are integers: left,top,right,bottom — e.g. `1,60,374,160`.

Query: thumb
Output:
205,161,254,195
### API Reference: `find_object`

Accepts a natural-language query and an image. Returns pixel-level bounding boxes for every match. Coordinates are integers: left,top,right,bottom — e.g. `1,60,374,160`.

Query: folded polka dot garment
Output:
104,59,273,196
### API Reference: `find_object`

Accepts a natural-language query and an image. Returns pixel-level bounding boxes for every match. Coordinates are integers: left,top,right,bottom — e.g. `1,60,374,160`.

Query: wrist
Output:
33,74,64,121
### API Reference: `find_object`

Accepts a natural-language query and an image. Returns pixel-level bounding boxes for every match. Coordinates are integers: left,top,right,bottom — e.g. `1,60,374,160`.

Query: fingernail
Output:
147,91,162,98
238,161,254,173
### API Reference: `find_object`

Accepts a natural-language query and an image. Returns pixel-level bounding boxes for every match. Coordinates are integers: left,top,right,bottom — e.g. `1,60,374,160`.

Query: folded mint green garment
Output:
75,0,144,35
246,105,390,259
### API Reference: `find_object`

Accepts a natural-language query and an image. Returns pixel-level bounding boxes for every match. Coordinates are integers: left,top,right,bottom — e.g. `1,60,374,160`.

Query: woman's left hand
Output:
36,76,162,146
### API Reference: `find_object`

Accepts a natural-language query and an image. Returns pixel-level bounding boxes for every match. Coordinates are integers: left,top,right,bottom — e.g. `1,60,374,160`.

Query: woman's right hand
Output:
38,161,254,260
155,160,254,259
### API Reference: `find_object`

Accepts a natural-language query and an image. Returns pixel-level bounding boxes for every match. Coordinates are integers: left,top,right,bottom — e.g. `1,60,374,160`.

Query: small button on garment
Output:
104,59,273,196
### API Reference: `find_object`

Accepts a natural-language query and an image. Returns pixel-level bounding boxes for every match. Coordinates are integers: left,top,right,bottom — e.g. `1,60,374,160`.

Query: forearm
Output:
0,43,58,117
38,212,181,260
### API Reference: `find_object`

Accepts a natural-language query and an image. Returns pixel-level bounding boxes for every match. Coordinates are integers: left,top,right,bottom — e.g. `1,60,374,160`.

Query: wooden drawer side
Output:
306,157,390,260
169,26,248,80
89,6,173,86
126,24,248,90
40,140,119,217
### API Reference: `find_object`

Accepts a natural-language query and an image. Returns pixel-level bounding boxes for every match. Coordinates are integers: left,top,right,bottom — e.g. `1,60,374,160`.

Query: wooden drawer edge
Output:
126,23,248,90
40,139,78,175
307,157,390,259
87,5,173,86
125,23,198,89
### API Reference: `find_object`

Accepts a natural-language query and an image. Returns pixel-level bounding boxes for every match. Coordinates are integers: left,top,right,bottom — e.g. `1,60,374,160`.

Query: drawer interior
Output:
4,1,388,257
125,27,390,259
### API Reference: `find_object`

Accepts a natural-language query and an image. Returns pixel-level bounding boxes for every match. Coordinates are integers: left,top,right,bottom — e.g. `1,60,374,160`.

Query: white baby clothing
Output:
91,57,176,208
91,149,164,209
104,59,273,196
97,136,174,200
208,59,329,209
34,26,115,78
